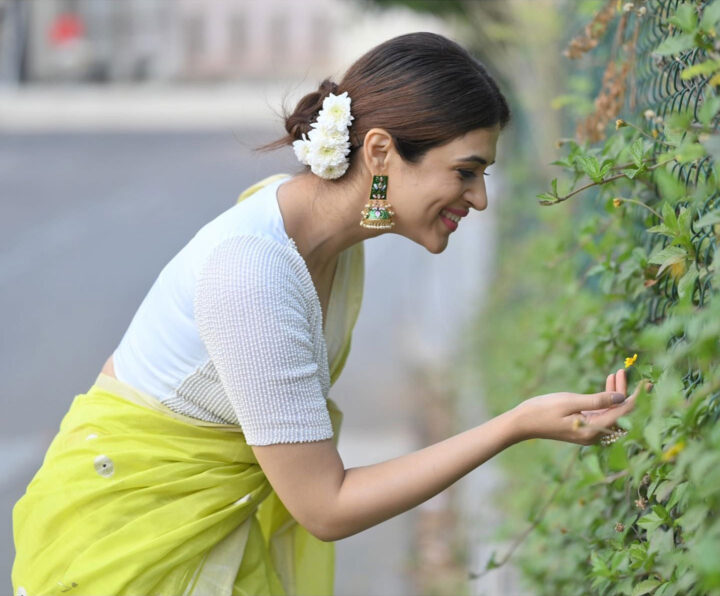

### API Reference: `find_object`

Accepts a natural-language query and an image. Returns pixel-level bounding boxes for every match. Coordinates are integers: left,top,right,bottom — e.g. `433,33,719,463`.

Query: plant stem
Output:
616,197,663,220
540,158,675,206
468,449,580,581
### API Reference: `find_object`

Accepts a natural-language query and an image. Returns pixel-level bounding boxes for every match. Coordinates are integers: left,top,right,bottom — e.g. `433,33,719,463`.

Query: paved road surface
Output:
1,128,511,595
0,129,422,595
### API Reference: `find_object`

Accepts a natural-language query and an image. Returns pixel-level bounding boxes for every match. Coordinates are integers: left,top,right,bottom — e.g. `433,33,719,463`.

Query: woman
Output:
12,32,640,596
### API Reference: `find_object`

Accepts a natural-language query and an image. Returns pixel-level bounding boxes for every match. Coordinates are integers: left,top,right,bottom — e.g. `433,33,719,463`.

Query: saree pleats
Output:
12,376,342,595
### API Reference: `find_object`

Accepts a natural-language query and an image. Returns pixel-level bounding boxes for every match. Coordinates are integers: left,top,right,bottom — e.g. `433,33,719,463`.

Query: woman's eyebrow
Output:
456,155,495,165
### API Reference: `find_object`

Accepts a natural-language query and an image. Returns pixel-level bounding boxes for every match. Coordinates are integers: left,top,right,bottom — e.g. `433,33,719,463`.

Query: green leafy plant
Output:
468,1,720,595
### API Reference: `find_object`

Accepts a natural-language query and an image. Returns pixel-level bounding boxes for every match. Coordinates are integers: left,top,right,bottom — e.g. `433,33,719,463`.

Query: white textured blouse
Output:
112,175,364,445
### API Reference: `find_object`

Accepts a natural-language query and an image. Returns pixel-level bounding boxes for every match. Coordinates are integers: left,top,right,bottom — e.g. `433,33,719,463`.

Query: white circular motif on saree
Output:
85,433,98,440
93,455,114,478
16,587,27,596
234,494,252,506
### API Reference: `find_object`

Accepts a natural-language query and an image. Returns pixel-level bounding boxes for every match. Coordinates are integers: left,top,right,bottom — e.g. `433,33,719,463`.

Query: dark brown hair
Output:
263,32,510,167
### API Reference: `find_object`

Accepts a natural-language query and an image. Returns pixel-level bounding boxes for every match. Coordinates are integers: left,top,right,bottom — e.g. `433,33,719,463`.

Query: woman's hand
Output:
512,369,647,445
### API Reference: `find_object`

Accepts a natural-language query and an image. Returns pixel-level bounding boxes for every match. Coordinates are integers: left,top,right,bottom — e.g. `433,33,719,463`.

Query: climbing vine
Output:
470,1,720,594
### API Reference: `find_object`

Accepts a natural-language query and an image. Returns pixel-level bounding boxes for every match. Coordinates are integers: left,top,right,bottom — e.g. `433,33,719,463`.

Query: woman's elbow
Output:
303,516,342,542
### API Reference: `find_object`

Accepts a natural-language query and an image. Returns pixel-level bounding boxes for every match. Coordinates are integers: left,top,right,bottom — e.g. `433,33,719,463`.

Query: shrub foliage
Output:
472,2,720,595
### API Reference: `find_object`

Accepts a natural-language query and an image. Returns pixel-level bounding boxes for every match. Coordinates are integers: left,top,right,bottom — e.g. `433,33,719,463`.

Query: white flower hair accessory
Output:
292,91,354,180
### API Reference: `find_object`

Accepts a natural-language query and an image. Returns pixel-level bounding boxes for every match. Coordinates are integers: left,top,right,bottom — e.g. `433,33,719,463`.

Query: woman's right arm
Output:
253,374,642,542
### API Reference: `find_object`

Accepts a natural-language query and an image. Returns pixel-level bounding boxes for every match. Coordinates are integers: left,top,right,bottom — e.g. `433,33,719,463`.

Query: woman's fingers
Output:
568,391,628,414
584,379,645,434
617,368,627,396
606,372,615,393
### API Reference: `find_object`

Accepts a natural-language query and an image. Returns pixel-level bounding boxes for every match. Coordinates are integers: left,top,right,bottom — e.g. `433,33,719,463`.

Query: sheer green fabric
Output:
12,174,365,595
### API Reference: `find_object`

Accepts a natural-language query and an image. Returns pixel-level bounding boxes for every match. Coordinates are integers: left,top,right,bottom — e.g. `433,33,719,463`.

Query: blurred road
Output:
0,115,511,594
0,128,424,595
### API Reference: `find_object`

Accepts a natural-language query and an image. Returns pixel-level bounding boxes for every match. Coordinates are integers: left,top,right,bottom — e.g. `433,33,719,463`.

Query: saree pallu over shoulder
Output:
12,374,343,596
13,174,364,596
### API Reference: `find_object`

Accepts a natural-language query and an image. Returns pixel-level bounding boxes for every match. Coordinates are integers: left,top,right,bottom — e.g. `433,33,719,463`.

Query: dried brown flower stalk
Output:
563,0,618,59
576,58,633,142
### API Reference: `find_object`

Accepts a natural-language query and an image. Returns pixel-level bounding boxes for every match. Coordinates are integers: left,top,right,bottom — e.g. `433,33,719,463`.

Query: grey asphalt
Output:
0,129,423,595
1,125,522,595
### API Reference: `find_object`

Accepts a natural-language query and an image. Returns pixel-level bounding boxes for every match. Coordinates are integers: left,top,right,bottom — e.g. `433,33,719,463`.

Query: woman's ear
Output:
362,128,395,173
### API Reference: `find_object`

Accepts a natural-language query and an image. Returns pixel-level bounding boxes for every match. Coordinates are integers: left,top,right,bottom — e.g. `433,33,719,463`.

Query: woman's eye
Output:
458,169,476,180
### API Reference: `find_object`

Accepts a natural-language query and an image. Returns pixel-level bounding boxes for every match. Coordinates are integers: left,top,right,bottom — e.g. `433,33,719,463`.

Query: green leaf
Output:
537,192,557,203
642,416,665,452
662,202,679,231
696,208,720,227
599,158,614,179
632,578,661,596
677,269,698,298
654,168,687,201
654,34,696,56
670,4,698,33
674,142,707,163
607,440,629,471
590,551,612,578
698,93,720,125
577,154,602,182
647,223,674,236
648,528,674,556
624,165,647,180
630,138,645,168
680,58,720,80
638,511,664,533
700,0,720,30
677,505,708,533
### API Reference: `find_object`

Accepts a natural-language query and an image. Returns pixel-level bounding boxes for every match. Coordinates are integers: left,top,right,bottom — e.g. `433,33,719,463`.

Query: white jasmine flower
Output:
294,91,353,179
292,135,311,165
644,109,656,120
307,123,347,147
313,160,349,180
317,92,353,131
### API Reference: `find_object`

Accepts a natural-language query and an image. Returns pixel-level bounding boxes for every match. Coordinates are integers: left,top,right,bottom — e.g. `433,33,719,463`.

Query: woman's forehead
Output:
432,127,500,163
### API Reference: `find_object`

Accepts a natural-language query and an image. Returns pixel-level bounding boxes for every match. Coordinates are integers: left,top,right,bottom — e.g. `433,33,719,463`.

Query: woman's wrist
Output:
504,403,532,444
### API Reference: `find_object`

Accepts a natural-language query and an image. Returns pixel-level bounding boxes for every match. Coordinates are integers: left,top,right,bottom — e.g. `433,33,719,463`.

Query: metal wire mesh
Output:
634,0,719,417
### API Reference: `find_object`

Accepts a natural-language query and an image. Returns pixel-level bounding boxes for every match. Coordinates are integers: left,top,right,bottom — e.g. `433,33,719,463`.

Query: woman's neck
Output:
277,173,381,274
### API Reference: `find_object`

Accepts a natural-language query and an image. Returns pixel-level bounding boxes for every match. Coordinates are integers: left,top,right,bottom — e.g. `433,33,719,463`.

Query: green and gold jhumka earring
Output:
360,175,395,229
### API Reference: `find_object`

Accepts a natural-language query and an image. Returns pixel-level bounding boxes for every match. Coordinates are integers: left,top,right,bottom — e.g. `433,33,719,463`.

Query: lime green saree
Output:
12,174,365,596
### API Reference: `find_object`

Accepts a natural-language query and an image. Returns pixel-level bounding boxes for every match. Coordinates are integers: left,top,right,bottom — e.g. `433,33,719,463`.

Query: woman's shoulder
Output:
195,234,313,304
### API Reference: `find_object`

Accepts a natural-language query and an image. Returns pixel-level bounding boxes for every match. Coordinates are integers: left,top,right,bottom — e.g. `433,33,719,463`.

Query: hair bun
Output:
285,78,339,141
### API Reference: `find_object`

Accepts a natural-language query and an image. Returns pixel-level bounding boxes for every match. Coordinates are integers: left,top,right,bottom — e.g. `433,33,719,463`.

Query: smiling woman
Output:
12,31,638,596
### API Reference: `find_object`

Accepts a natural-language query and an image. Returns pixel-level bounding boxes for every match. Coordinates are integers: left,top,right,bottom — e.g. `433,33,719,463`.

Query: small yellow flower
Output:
661,441,686,462
613,198,622,207
616,119,627,129
652,129,659,138
625,353,638,368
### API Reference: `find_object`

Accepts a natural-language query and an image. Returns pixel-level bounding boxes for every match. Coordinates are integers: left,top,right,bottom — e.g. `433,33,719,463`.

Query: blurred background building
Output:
1,1,527,594
2,0,343,84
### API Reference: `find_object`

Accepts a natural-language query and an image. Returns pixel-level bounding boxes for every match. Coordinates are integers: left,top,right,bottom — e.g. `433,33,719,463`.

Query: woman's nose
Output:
466,184,488,212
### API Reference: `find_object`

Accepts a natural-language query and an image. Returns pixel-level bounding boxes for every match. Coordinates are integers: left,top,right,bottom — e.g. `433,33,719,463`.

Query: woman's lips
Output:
444,207,469,217
440,212,459,231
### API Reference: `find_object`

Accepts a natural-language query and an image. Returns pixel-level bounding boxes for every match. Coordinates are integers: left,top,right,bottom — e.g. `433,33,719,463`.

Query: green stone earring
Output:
360,175,395,230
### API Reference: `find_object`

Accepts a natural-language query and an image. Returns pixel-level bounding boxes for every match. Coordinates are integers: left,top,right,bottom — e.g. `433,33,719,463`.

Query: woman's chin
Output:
424,235,449,254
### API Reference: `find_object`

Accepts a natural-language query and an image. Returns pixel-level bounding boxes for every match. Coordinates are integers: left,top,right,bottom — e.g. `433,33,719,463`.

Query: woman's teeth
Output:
441,209,461,223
